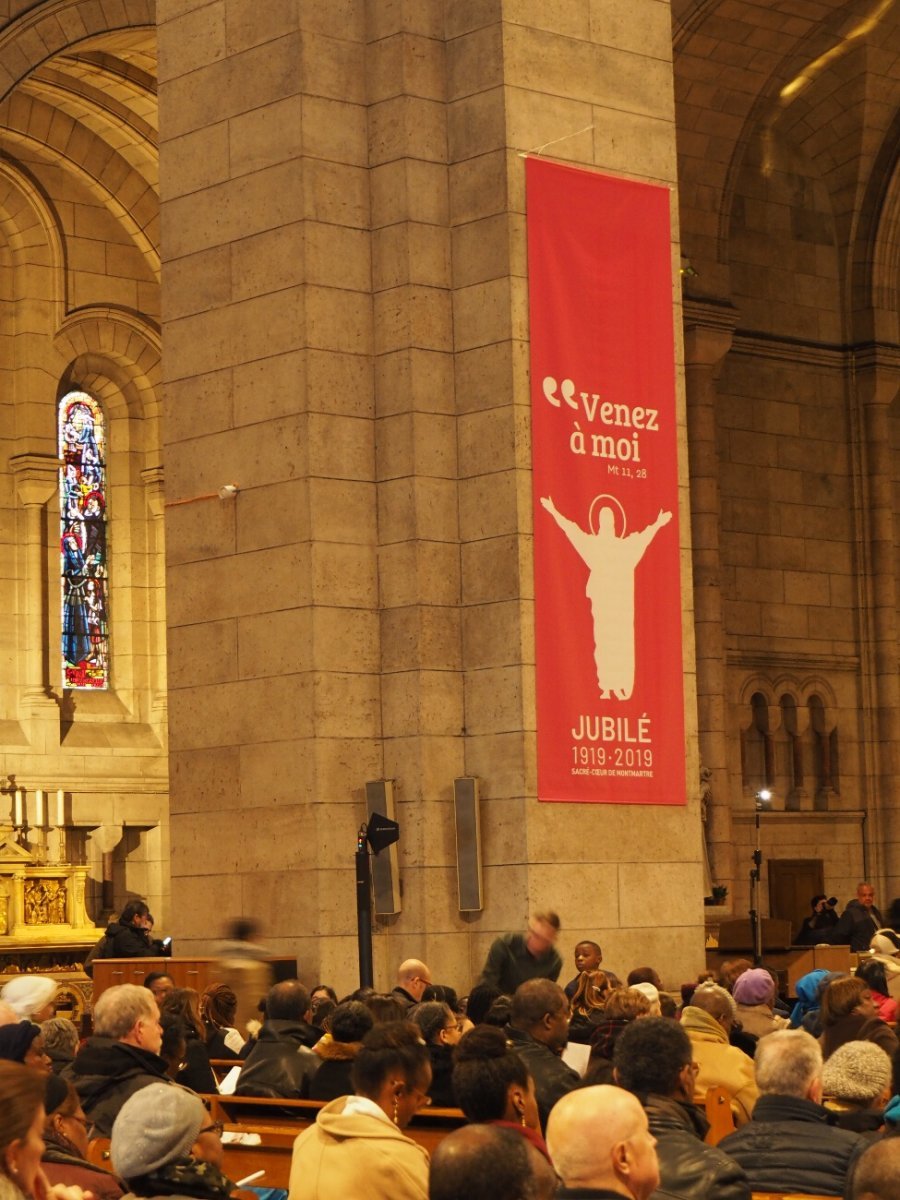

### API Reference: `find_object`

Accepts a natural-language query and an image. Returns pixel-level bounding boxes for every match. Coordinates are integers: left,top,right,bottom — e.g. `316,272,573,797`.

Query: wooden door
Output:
768,859,824,943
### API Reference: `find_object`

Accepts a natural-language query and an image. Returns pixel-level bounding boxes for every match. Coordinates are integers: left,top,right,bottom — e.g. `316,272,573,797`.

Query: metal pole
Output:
750,810,763,965
356,828,373,988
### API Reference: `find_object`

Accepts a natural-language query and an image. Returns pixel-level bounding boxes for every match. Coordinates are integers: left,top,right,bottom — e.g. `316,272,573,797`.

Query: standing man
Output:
829,883,884,952
479,910,563,994
104,900,154,958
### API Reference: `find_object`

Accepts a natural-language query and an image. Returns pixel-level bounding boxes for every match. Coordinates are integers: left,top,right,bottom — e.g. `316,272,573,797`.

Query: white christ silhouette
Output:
541,495,672,700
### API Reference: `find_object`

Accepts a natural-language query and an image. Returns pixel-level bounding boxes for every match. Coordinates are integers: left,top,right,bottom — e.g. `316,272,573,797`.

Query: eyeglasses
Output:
198,1122,224,1136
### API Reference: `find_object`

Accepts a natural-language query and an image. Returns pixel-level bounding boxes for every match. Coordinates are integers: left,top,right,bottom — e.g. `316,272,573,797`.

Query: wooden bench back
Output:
703,1085,737,1145
86,1094,466,1191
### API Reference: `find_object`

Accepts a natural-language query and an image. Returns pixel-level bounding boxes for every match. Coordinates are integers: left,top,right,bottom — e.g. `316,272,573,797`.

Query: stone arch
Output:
851,110,900,344
0,1,153,102
0,116,158,279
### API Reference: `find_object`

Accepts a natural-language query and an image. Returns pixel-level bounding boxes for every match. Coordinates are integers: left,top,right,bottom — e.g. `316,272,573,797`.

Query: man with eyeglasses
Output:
506,979,579,1132
391,958,432,1009
478,910,563,995
612,1017,750,1200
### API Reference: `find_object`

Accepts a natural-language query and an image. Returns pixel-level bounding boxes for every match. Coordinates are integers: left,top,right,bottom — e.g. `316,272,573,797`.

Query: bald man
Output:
393,958,432,1008
546,1085,660,1200
850,1137,900,1200
429,1124,556,1200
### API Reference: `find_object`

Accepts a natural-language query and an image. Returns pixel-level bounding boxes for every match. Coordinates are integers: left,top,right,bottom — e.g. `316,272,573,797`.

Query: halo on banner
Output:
588,493,627,537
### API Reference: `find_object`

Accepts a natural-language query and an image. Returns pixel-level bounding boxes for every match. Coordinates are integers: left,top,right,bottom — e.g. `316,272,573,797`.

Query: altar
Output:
0,833,102,1021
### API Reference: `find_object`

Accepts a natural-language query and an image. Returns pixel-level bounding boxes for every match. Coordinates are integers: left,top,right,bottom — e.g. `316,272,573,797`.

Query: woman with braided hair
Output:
199,984,243,1059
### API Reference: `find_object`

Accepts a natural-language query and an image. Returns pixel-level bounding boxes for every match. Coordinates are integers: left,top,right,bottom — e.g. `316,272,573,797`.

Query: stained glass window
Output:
58,391,109,689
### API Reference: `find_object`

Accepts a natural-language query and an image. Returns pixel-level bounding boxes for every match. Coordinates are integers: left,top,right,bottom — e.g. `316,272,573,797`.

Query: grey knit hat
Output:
822,1040,891,1103
110,1083,206,1179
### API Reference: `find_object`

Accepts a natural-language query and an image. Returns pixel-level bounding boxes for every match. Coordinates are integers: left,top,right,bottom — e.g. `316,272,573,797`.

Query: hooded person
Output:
789,969,832,1034
111,1083,233,1200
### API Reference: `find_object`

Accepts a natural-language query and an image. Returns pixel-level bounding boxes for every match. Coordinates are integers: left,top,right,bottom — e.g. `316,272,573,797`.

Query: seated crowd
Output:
4,903,900,1200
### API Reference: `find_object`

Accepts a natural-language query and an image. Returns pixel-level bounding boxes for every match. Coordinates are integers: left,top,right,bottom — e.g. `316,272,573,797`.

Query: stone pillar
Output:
10,454,60,710
683,303,736,893
141,466,167,722
854,348,900,892
367,2,467,981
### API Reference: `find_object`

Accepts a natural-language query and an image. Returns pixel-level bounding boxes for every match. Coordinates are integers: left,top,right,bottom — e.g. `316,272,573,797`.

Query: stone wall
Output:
159,0,705,993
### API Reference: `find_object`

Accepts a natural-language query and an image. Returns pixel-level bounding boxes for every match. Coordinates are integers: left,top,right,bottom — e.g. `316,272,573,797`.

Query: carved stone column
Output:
10,454,61,708
854,347,900,890
684,301,737,892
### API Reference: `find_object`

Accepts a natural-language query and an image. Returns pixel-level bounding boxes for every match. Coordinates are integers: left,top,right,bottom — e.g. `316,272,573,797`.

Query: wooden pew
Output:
752,1194,837,1200
85,1139,112,1169
703,1086,737,1145
209,1057,244,1086
200,1092,467,1184
87,1096,466,1191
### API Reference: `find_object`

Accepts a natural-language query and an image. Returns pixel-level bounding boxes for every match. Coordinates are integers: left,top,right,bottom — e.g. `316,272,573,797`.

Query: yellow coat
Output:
681,1004,760,1125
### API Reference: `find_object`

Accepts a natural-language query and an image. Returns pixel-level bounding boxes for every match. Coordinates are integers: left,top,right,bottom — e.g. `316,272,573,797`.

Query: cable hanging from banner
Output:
519,125,595,158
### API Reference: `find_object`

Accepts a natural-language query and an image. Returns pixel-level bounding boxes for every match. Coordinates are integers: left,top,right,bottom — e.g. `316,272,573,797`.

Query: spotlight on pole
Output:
750,789,771,966
355,812,400,989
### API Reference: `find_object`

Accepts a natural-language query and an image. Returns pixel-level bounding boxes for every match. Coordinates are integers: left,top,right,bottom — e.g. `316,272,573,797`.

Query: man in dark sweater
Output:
613,1016,749,1200
719,1029,866,1196
478,910,563,994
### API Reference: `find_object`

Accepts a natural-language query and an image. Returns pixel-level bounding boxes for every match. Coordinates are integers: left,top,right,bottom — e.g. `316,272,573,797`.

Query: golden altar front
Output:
0,835,102,1021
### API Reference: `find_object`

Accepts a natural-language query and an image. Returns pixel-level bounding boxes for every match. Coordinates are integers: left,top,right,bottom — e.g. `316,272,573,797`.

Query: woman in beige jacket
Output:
289,1022,431,1200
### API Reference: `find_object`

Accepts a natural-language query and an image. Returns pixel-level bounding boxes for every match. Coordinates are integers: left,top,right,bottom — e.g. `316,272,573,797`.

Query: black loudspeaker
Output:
454,776,483,911
365,780,401,915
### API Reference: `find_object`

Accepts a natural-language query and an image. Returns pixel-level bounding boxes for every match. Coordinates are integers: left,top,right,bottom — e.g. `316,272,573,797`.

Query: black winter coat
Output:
235,1019,320,1099
643,1094,750,1200
71,1037,171,1135
104,920,153,958
426,1043,456,1108
719,1094,867,1196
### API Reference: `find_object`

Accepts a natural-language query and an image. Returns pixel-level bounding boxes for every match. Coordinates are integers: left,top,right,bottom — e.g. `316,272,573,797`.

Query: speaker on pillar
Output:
454,776,483,911
365,780,401,915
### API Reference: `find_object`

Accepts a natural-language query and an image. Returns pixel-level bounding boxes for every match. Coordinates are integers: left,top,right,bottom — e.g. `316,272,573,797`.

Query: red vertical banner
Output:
527,157,686,806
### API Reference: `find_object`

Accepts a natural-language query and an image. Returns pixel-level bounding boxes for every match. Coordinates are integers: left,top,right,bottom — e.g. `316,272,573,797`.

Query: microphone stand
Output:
749,809,763,966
